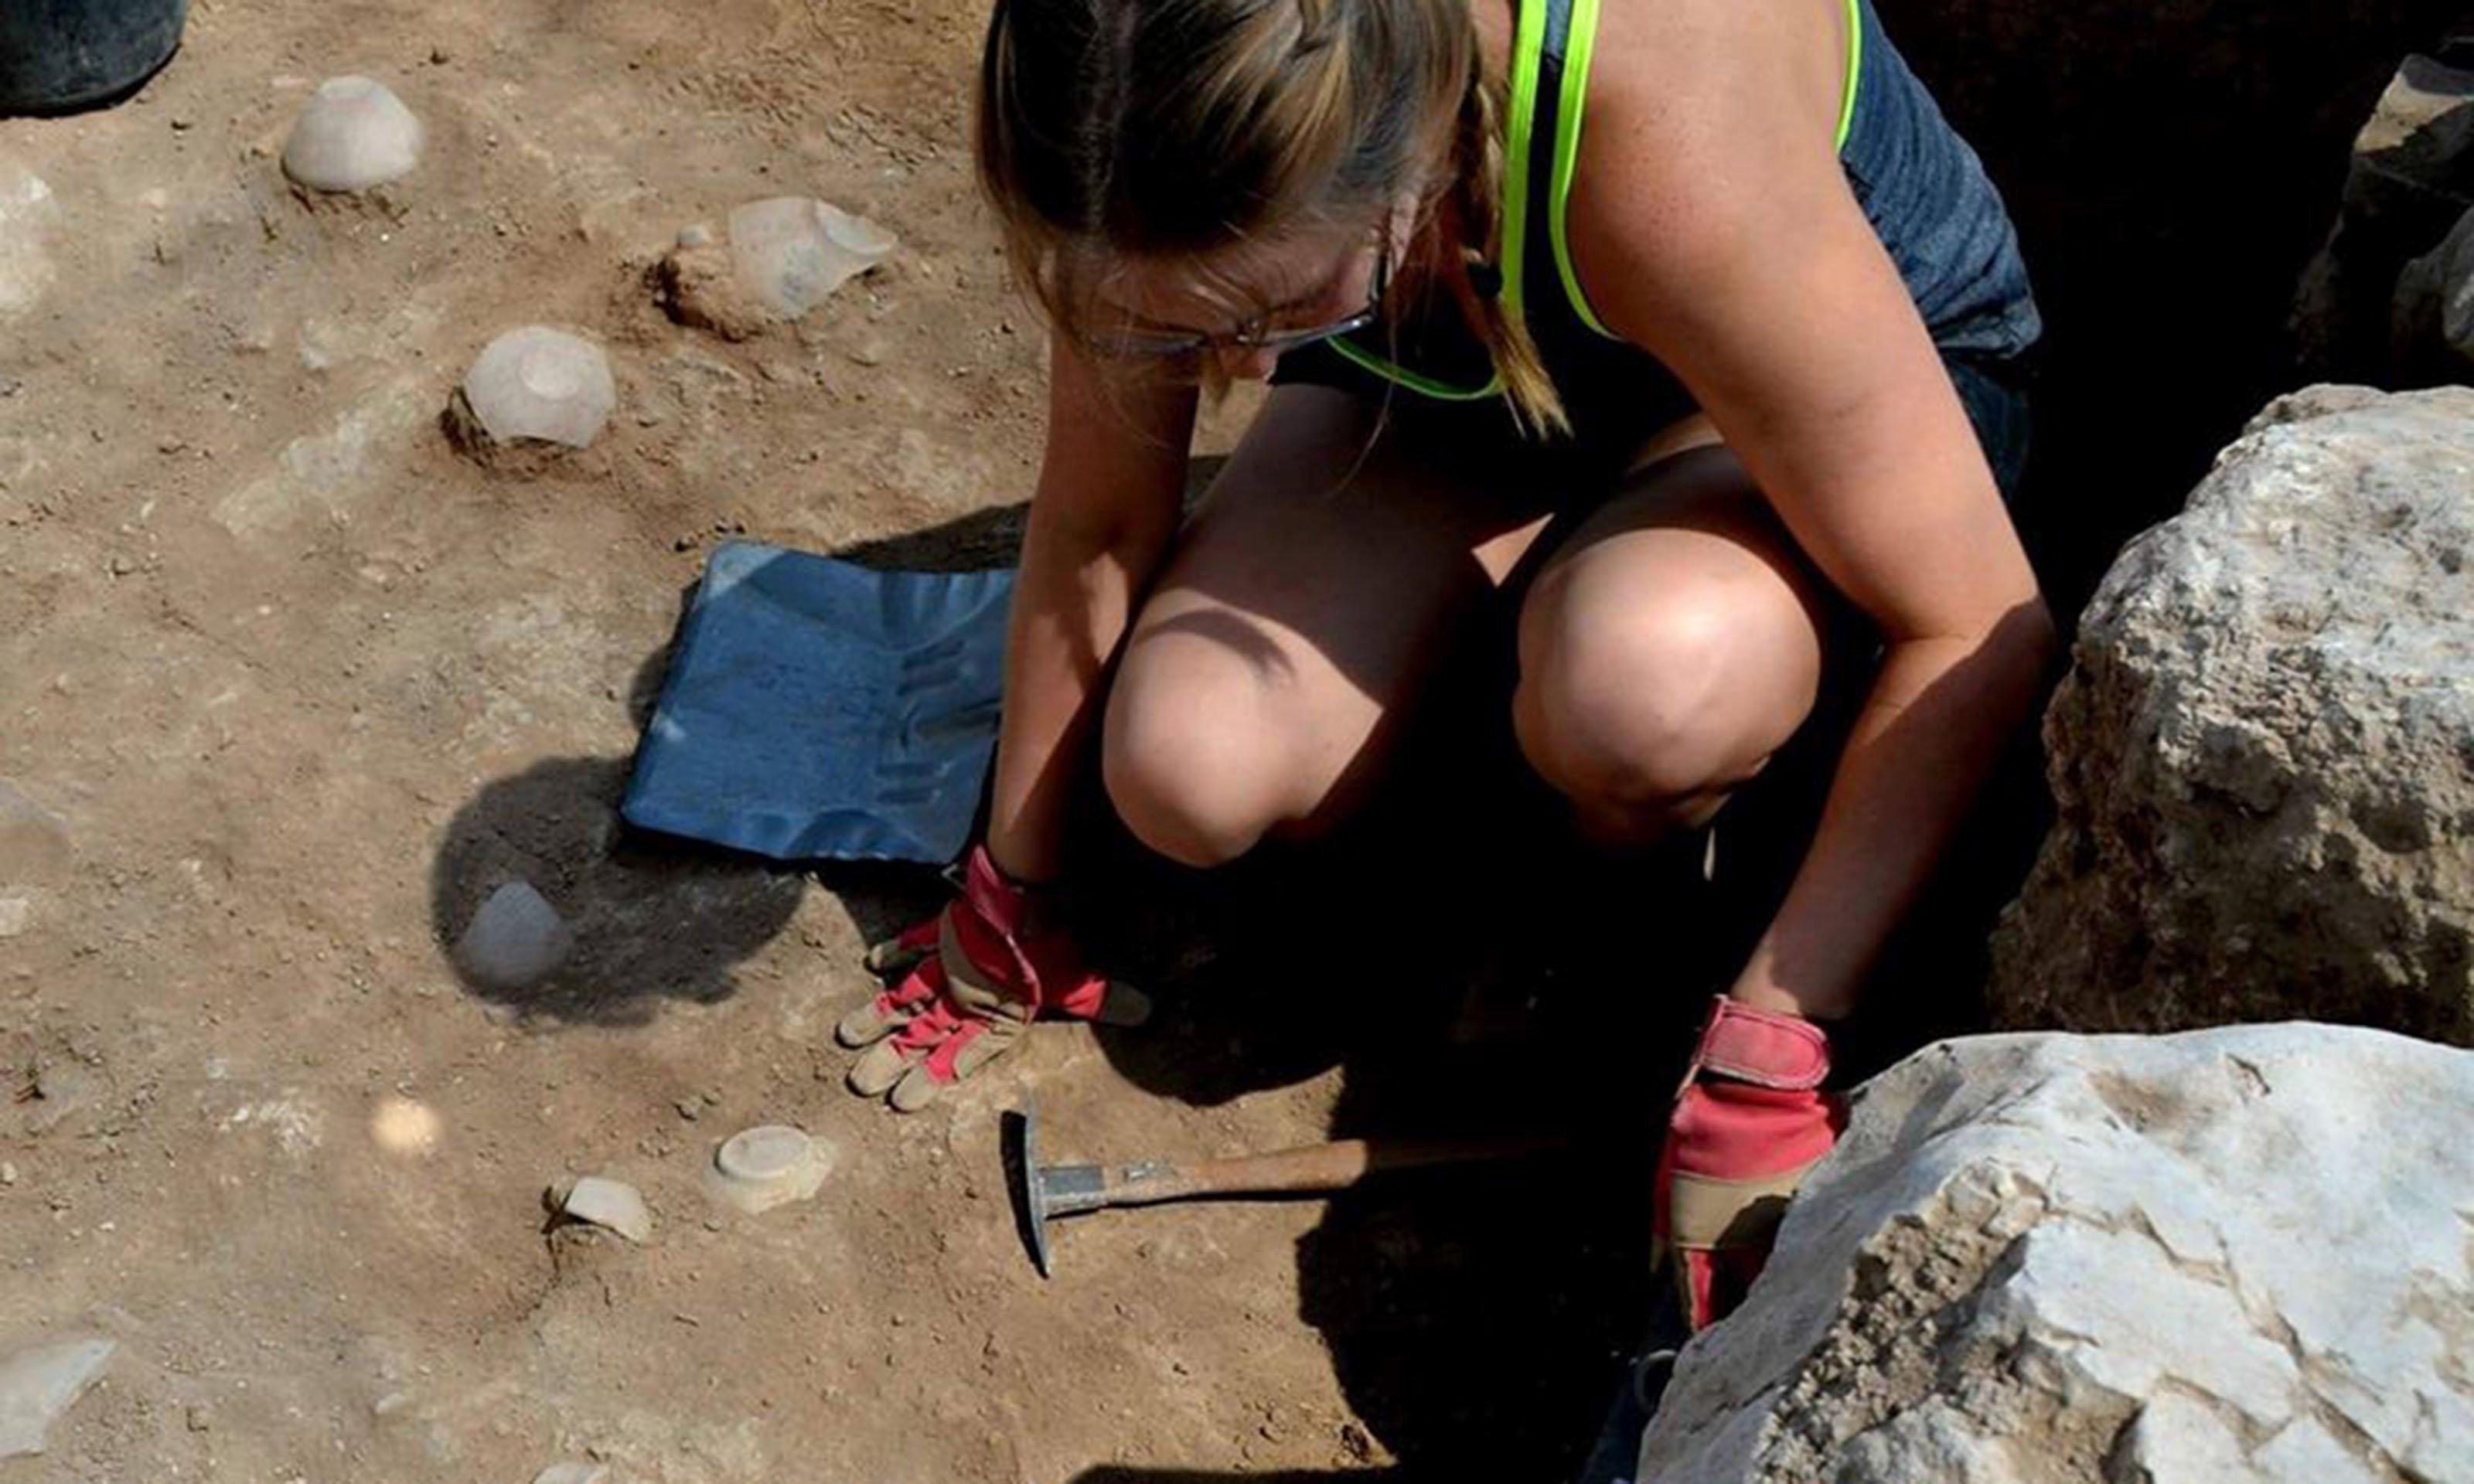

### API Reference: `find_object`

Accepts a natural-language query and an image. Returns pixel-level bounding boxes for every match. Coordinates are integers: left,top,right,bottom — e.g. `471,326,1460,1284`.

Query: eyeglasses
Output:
1084,242,1389,361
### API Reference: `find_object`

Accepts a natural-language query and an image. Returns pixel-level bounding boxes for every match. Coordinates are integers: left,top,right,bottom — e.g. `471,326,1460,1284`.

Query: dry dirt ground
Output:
0,2,1674,1481
19,0,2440,1476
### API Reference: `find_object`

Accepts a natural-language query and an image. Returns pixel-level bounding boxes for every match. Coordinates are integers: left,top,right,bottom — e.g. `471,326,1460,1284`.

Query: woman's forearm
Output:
984,498,1181,882
1729,599,2057,1022
982,342,1195,884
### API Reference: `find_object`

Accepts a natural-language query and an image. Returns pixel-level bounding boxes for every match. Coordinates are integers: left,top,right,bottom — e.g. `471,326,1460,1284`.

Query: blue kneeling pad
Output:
623,541,1013,864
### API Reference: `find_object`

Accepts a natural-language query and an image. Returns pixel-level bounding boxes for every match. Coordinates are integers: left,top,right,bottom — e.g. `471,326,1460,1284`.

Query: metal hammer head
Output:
1006,1103,1054,1278
1006,1103,1110,1278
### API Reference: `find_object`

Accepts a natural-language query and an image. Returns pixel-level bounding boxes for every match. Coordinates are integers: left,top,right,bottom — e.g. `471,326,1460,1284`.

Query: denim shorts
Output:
1943,349,2034,503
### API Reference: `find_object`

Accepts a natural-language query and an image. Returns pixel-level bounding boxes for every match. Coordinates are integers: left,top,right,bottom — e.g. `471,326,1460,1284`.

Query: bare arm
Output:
1571,28,2057,1019
984,341,1197,883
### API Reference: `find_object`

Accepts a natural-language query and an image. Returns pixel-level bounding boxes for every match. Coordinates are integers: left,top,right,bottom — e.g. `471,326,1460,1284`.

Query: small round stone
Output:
706,1124,832,1213
453,879,573,989
718,1125,809,1181
282,77,424,193
459,328,617,449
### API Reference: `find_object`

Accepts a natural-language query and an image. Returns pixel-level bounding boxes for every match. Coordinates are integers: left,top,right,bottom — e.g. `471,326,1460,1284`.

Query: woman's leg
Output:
1511,430,1835,845
1104,384,1557,867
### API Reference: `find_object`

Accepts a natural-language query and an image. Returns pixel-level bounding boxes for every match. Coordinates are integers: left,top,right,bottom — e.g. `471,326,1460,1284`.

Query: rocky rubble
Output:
1636,1026,2474,1483
1989,386,2474,1043
2296,46,2474,381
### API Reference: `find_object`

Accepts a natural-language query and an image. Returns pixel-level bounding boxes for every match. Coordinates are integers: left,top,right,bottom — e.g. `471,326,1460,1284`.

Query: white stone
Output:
726,197,897,318
0,162,60,318
530,1462,610,1484
1635,1026,2474,1483
0,1336,114,1459
561,1176,651,1243
282,77,424,192
0,780,69,885
455,880,573,991
461,328,617,449
704,1125,832,1214
0,893,31,938
1993,387,2474,1043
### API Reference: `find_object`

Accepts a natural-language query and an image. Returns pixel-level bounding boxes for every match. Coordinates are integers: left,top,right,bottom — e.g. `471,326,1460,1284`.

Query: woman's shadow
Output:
1058,577,2040,1479
1058,675,1705,1480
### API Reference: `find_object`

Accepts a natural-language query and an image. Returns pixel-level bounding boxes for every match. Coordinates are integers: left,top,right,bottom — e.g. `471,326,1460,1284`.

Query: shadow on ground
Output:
427,634,813,1026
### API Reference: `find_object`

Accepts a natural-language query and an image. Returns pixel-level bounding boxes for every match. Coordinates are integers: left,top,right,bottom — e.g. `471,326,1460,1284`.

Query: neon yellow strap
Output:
1549,0,1614,339
1835,0,1863,153
1335,0,1545,399
1331,338,1502,400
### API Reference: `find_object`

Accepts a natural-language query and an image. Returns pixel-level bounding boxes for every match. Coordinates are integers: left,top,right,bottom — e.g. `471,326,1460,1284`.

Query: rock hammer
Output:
1006,1102,1562,1277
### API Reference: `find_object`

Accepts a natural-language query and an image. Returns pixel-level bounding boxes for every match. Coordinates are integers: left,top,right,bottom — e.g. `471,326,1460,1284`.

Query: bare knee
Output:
1102,635,1299,869
1514,592,1815,825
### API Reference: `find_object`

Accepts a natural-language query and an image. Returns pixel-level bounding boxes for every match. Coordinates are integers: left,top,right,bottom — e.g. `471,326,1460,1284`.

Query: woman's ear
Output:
1391,186,1429,252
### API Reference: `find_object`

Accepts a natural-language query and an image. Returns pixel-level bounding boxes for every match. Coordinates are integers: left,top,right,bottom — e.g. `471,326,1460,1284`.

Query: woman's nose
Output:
1219,345,1280,383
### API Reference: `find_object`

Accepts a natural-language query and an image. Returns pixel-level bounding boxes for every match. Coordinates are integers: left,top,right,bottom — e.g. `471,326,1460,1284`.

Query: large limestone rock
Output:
1991,386,2474,1044
1637,1026,2474,1483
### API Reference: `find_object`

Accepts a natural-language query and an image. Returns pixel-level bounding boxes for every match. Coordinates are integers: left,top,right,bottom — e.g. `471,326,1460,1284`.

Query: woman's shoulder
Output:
1553,0,1871,339
1578,0,1846,165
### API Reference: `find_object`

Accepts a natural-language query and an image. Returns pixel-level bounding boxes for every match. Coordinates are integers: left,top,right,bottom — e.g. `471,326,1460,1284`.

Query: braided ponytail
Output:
1449,49,1566,434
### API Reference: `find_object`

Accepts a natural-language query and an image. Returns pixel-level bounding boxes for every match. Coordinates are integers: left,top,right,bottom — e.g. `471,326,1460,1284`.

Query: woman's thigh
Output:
1511,434,1834,842
1104,385,1561,863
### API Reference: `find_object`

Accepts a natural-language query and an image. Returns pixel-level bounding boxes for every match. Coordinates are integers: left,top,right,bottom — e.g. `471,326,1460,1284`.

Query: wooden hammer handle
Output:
1091,1135,1558,1208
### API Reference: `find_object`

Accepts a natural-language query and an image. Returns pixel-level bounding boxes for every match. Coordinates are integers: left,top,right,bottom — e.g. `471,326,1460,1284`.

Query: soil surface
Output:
0,3,1663,1481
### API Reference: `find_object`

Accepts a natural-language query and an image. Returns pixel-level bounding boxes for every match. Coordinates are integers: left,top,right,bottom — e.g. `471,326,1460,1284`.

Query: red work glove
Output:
1652,995,1848,1332
839,845,1147,1112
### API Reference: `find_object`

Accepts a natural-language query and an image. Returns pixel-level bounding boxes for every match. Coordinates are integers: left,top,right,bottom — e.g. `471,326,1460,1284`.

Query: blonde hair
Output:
976,0,1567,434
